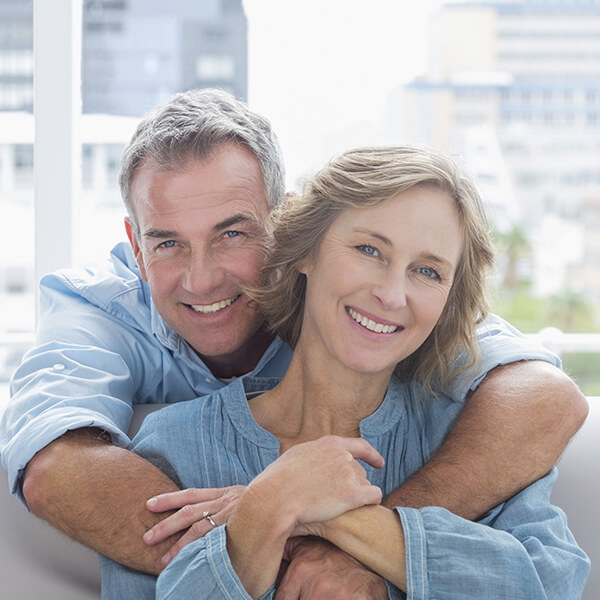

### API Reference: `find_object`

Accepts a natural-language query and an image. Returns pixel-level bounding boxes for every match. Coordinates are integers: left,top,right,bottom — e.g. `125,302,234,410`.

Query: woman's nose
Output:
372,269,408,310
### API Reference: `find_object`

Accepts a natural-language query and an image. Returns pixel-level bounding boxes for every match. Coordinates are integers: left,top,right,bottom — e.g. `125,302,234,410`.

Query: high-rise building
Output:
386,0,600,298
0,0,248,116
0,0,33,112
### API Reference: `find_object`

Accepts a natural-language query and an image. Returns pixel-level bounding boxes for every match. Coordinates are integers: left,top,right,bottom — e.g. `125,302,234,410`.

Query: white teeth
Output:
348,308,398,334
190,295,239,314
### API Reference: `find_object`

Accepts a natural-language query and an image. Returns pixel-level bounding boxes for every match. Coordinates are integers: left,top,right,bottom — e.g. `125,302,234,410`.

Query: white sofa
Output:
1,400,598,599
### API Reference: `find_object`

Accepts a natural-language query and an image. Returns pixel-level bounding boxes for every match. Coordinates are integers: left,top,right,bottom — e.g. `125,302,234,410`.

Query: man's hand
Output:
143,485,245,565
275,538,388,600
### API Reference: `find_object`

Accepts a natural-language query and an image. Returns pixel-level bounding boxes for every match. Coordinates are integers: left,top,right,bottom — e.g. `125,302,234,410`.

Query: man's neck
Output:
202,327,276,379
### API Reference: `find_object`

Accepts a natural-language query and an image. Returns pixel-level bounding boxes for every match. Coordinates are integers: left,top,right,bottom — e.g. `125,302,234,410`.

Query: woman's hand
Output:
249,436,384,527
143,485,245,565
225,436,385,598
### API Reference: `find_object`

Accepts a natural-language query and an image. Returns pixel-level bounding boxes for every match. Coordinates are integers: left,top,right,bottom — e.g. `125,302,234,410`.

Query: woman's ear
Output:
296,253,314,276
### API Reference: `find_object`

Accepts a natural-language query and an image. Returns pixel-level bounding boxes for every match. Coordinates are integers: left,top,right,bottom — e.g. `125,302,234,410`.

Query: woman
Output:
102,146,588,598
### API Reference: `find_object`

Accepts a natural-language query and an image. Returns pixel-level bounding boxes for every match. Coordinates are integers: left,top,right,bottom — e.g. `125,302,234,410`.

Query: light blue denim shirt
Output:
0,242,559,505
100,377,589,599
0,243,292,503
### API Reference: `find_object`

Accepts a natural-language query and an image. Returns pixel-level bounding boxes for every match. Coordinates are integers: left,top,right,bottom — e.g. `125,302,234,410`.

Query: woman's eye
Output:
357,244,379,257
418,266,440,280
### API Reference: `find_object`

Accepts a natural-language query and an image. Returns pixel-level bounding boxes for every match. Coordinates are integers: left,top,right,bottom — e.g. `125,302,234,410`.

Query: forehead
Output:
130,144,269,230
329,187,463,263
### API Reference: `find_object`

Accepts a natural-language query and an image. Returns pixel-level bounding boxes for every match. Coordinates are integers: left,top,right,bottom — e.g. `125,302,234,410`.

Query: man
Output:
0,89,587,596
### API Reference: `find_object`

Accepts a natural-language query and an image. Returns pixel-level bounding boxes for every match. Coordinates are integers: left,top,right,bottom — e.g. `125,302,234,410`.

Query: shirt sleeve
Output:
0,272,153,505
132,396,275,600
446,313,562,401
396,469,590,600
156,526,275,600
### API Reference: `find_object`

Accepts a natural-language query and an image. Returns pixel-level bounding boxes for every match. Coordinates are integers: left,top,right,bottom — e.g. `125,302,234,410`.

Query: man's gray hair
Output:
119,88,286,228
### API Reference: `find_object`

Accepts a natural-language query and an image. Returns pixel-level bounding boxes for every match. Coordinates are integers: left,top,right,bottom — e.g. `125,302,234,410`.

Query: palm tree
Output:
494,225,530,292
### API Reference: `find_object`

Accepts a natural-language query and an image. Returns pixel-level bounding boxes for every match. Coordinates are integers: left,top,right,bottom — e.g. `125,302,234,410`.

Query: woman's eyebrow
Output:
353,227,457,271
352,227,392,246
420,252,456,271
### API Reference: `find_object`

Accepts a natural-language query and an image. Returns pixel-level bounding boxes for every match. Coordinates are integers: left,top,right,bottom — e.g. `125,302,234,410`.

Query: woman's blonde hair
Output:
251,145,496,393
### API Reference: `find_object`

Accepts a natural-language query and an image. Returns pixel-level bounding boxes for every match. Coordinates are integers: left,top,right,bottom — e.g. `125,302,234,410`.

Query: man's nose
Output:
181,251,225,295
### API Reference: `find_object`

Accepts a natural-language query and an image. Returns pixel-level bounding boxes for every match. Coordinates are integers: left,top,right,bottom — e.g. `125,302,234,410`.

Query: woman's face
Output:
298,186,463,377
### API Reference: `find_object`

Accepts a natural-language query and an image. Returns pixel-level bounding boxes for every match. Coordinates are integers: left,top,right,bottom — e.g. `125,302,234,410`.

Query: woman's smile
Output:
346,307,402,335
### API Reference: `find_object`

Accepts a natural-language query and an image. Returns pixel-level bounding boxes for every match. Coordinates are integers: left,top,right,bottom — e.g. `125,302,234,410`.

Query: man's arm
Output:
23,428,180,575
383,360,588,518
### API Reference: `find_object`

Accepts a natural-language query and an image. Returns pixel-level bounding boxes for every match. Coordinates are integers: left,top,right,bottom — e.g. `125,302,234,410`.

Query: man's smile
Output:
188,295,241,314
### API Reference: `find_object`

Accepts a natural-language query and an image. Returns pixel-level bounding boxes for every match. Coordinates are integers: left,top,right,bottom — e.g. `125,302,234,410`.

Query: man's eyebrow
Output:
142,215,259,239
214,214,258,231
143,228,178,239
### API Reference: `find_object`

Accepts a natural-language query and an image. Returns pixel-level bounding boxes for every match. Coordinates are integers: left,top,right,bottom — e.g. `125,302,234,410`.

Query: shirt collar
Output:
149,299,286,380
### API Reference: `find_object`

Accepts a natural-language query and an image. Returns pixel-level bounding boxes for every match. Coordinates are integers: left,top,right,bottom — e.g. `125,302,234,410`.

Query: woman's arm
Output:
311,470,590,599
307,505,407,590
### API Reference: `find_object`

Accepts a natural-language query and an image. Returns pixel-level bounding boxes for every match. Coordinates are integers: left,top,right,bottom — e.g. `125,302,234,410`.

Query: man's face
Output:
125,143,273,378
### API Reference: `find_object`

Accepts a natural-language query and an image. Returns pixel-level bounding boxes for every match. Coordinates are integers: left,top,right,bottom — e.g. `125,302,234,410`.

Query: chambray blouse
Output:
100,376,589,600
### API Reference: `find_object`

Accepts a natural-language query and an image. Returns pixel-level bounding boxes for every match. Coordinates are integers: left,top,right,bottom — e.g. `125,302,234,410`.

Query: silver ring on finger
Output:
202,511,217,528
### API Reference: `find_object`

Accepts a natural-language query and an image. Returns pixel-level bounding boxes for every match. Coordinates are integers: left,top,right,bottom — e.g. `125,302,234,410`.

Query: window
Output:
13,143,33,185
0,0,597,400
196,54,235,81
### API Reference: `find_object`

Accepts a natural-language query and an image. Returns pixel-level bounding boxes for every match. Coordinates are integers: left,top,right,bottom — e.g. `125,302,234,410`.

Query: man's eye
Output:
158,240,177,249
356,244,379,257
224,230,242,239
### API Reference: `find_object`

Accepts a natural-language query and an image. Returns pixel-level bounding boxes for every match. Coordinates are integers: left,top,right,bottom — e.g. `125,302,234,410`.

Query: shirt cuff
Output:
158,525,275,599
394,507,429,600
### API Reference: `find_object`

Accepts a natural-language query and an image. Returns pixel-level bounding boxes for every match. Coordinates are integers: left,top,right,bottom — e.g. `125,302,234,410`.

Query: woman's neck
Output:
250,342,392,451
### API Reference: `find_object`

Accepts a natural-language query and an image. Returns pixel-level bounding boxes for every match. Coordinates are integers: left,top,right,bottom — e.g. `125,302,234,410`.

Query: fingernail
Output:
143,530,154,543
147,497,157,507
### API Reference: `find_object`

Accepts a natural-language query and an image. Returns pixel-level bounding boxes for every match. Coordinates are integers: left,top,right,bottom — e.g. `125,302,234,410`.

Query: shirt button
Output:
204,377,212,383
52,363,66,371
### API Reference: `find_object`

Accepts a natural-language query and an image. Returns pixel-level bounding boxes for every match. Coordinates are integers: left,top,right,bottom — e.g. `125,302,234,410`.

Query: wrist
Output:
226,484,296,598
235,480,298,542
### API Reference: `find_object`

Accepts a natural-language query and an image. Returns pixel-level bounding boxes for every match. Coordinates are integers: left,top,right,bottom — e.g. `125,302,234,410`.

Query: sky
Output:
242,0,443,188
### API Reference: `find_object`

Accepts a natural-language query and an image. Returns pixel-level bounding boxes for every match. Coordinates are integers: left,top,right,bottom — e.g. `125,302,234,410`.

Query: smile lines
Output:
347,308,399,334
189,295,240,314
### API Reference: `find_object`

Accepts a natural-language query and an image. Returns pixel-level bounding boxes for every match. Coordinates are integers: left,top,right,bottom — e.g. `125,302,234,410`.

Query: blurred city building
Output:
386,0,600,300
0,0,249,381
0,111,139,380
0,0,247,115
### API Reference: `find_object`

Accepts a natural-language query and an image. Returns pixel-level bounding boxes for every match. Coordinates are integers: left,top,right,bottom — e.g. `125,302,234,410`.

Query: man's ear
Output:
124,217,148,281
